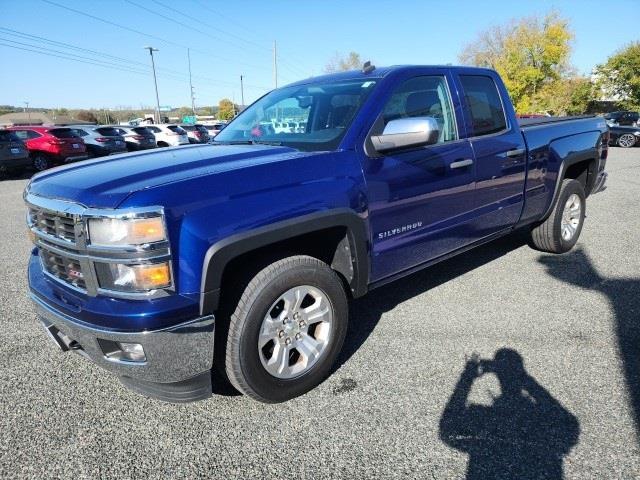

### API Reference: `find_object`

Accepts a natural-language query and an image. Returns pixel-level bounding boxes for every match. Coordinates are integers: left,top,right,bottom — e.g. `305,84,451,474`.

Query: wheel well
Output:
219,227,354,300
564,159,596,196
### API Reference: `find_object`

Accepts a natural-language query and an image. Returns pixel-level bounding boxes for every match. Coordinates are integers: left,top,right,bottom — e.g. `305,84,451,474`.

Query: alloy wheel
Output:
258,285,333,379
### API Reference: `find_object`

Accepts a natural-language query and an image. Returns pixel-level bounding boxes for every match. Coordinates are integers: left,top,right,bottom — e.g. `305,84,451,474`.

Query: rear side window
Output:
13,130,41,140
49,128,80,139
459,75,507,136
0,131,20,142
132,127,151,135
147,126,161,133
167,125,186,134
95,127,120,136
181,125,195,131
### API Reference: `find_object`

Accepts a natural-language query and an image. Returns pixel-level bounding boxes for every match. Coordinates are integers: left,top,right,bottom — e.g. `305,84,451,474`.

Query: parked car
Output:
203,123,226,138
0,129,30,177
25,65,608,404
144,124,189,147
113,126,157,151
180,124,210,144
608,124,640,148
8,126,87,171
67,125,127,158
604,111,639,127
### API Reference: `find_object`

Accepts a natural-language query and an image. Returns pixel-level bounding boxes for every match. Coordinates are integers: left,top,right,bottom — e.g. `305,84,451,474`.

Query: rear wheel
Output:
529,179,585,254
224,255,348,403
617,133,636,148
32,154,50,172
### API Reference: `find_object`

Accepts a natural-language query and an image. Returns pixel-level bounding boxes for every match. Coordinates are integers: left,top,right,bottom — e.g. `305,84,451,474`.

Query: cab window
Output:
459,75,507,136
381,75,457,143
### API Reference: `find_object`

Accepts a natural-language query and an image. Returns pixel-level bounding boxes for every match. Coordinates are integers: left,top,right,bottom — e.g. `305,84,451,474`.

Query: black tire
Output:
529,179,586,254
32,153,50,172
157,141,169,147
224,255,348,403
617,133,636,148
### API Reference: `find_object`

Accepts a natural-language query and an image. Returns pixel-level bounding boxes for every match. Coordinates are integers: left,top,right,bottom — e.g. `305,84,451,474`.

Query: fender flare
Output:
540,150,598,222
199,208,370,315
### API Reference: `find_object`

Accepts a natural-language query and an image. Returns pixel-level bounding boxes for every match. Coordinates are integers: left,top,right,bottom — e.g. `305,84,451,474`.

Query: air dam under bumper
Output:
31,293,215,403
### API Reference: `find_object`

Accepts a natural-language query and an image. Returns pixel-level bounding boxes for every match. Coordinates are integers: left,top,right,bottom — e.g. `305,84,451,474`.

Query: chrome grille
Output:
28,207,77,243
39,247,86,290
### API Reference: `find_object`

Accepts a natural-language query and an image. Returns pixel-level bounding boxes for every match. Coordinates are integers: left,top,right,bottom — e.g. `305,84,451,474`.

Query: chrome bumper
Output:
31,293,215,385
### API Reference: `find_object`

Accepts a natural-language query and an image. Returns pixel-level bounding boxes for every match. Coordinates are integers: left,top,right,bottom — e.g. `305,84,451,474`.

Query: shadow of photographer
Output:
538,248,640,443
439,349,580,480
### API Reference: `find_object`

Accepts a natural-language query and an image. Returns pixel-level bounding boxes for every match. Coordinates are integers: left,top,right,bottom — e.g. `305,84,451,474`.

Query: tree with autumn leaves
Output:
459,12,588,115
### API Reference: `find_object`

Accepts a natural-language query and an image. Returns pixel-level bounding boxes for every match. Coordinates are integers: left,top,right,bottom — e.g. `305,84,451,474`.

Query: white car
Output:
144,124,189,147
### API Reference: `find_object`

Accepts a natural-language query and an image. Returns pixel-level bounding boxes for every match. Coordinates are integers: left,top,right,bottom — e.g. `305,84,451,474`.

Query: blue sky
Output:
0,0,637,109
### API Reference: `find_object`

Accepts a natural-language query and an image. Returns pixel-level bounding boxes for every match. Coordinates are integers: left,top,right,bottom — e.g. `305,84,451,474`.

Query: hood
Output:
27,144,304,208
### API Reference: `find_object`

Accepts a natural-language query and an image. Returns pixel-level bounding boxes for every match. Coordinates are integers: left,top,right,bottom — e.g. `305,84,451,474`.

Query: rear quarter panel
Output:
519,117,608,225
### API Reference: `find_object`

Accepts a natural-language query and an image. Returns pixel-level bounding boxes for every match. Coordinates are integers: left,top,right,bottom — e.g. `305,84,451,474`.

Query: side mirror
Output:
371,116,439,153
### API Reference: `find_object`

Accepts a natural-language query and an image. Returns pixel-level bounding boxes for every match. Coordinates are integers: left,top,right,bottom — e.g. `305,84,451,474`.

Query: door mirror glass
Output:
371,116,439,152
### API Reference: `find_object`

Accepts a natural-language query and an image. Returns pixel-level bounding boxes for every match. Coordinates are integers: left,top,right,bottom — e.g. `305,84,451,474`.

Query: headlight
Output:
95,262,172,292
88,216,166,246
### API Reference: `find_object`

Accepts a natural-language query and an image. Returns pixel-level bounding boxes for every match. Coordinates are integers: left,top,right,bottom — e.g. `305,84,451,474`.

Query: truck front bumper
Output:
31,293,215,403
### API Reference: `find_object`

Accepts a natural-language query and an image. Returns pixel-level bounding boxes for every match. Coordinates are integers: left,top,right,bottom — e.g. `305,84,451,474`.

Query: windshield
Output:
214,79,378,152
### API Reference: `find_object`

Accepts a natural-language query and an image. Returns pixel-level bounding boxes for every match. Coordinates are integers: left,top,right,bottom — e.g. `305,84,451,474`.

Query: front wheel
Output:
529,179,586,254
224,255,348,403
617,133,636,148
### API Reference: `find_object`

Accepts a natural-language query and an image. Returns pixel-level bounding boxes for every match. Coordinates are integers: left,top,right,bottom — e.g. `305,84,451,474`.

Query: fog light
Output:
98,338,147,363
118,342,146,362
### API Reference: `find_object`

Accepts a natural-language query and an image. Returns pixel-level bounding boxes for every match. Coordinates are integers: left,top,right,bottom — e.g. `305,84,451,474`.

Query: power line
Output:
189,0,312,78
40,0,271,72
137,0,307,81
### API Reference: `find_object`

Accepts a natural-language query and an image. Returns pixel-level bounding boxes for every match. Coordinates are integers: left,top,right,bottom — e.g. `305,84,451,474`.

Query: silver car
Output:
68,125,127,158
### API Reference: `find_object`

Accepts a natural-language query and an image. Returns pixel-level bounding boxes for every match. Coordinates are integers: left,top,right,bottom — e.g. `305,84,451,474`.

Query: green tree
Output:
76,110,98,123
218,98,235,120
594,42,640,110
325,51,365,73
531,77,593,115
176,106,193,121
459,12,574,113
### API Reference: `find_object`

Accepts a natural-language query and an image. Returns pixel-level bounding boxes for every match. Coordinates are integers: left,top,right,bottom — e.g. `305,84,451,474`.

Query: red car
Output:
7,126,88,171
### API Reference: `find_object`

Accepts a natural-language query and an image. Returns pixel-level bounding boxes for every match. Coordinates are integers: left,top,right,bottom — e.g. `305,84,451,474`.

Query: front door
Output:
363,73,478,282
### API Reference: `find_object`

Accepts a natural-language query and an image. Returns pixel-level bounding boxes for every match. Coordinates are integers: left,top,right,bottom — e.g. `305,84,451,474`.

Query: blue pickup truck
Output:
25,65,608,403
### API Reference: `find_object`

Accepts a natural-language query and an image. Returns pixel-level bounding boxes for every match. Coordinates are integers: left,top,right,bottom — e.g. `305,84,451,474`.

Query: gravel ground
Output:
0,148,639,479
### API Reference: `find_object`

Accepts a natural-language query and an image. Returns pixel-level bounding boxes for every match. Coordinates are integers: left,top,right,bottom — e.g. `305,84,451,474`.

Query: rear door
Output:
454,73,527,236
363,70,479,281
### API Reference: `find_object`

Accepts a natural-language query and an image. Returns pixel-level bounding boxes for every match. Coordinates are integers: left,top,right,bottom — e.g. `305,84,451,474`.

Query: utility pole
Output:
24,101,31,124
240,75,245,109
273,40,278,89
144,46,162,123
188,48,196,117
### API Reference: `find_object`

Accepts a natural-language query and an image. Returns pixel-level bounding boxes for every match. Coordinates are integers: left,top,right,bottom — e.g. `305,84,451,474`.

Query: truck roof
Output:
285,65,497,87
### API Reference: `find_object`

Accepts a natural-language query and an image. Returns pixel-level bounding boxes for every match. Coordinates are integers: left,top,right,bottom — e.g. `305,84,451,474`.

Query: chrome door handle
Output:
505,148,525,157
450,159,474,169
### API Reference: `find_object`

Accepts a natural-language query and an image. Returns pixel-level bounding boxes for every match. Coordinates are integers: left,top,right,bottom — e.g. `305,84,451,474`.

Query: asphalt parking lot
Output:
1,148,639,479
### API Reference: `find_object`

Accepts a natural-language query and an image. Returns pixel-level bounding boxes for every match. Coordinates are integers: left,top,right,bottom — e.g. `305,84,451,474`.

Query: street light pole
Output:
188,48,196,117
24,101,31,124
144,46,162,123
240,75,245,108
